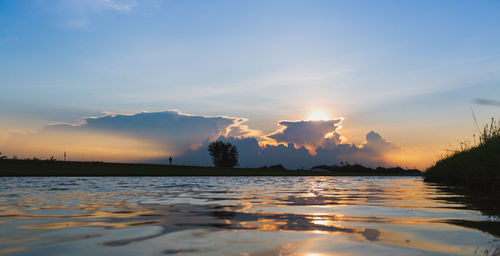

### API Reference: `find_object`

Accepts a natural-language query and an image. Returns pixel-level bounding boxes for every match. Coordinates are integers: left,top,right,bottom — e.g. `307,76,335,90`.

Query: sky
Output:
1,0,499,169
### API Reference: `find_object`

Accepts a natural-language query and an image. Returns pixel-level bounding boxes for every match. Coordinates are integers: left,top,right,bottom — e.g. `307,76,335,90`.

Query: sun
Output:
307,111,330,121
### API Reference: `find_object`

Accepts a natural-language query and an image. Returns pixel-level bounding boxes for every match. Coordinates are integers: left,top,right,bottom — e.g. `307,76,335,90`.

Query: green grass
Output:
0,159,419,177
425,118,500,191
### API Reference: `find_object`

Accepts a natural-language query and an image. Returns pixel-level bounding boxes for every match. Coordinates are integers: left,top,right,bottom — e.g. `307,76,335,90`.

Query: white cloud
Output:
45,110,254,151
268,119,343,150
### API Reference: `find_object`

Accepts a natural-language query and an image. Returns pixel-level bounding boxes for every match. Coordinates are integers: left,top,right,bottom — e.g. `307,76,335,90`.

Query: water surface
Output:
0,177,499,255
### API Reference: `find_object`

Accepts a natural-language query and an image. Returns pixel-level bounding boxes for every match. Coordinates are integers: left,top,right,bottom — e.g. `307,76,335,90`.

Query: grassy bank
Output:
0,159,420,176
425,119,500,191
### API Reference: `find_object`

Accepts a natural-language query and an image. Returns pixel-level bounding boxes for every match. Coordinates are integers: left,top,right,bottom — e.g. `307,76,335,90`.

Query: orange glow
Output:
0,130,171,162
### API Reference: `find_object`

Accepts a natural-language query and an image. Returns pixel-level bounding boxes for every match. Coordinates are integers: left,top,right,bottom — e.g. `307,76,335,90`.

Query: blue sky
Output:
1,0,499,168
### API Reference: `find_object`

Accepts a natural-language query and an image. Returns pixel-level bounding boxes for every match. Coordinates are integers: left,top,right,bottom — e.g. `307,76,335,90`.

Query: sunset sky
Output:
1,0,499,169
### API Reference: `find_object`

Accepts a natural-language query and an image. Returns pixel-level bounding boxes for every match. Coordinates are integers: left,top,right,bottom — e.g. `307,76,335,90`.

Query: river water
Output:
0,176,498,255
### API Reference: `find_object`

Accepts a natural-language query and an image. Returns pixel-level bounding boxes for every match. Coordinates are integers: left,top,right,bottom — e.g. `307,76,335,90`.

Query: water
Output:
0,176,499,255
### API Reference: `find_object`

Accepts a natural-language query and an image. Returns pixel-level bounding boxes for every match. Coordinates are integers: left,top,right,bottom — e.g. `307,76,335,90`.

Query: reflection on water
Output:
0,177,499,255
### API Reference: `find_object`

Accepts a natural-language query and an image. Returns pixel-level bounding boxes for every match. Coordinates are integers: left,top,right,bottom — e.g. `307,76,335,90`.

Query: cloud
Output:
173,136,314,168
267,119,343,154
171,118,398,169
474,98,500,107
173,129,397,169
268,119,341,146
226,118,263,138
315,131,398,168
45,110,257,152
1,110,399,168
364,131,398,153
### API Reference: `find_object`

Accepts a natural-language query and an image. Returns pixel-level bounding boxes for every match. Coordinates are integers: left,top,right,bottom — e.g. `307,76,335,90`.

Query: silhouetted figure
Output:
64,152,66,161
169,156,172,166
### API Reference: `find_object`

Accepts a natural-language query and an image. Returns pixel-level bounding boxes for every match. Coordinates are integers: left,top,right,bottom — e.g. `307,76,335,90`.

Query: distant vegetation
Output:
0,159,422,177
207,141,239,168
0,152,56,161
258,164,288,171
425,118,500,192
311,163,422,176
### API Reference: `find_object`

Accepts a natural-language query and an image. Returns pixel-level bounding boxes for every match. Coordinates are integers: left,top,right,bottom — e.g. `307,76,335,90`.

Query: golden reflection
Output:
0,237,39,245
374,229,477,254
1,177,498,255
312,230,328,234
281,241,299,250
311,219,330,226
0,246,30,254
20,220,160,230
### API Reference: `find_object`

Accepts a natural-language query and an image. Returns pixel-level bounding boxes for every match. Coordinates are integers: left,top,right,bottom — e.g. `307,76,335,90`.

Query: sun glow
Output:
307,111,330,121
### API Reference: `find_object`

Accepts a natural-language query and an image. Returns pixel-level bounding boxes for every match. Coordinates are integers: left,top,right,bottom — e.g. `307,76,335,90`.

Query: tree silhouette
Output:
207,141,239,168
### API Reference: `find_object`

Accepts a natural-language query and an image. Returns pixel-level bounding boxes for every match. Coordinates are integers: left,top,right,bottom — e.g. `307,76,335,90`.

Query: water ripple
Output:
0,176,499,255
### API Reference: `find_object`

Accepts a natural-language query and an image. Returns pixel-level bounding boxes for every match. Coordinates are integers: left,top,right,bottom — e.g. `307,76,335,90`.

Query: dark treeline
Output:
0,159,422,177
310,164,422,176
256,163,422,175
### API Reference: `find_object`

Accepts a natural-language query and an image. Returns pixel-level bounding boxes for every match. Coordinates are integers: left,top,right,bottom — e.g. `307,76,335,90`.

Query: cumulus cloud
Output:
225,118,263,138
173,128,398,169
267,119,343,153
364,131,398,153
45,110,258,152
315,131,398,168
172,136,314,168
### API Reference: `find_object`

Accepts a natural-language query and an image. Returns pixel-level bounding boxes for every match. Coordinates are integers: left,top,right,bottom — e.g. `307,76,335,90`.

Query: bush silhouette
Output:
425,118,500,191
208,141,239,168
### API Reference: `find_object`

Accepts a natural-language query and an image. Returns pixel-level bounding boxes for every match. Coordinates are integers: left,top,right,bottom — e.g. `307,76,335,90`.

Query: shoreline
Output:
0,159,422,177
